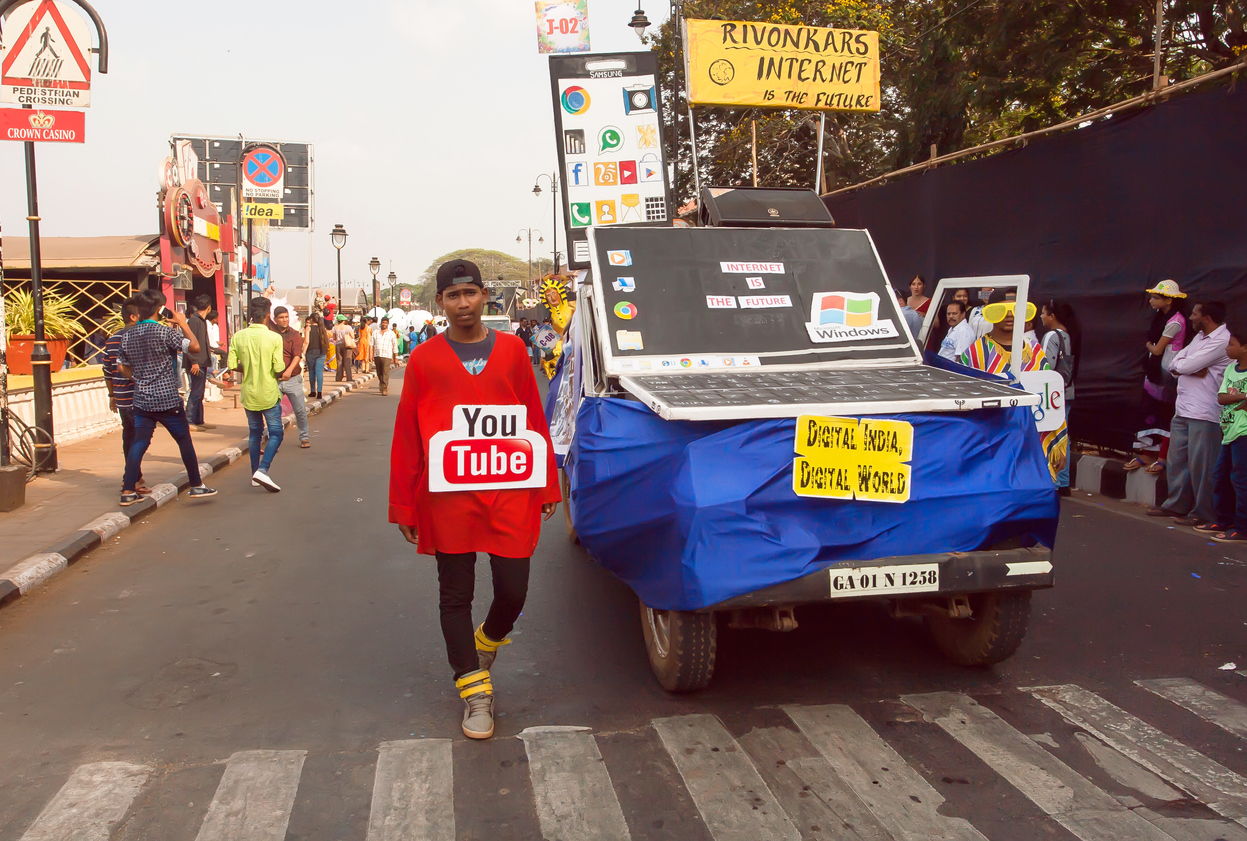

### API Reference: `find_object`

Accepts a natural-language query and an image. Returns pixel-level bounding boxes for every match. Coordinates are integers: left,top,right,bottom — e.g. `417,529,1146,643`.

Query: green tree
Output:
653,0,1244,199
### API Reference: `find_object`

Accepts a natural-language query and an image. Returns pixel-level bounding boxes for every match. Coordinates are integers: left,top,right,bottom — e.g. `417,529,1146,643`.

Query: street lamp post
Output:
369,256,381,312
515,228,544,285
330,224,348,317
532,173,561,272
388,271,397,309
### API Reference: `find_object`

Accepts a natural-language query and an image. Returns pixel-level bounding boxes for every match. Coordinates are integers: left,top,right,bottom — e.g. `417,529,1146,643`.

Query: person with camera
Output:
116,290,218,506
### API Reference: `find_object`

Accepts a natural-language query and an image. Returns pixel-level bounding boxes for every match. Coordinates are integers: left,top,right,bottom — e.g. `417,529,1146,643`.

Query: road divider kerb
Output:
0,368,391,612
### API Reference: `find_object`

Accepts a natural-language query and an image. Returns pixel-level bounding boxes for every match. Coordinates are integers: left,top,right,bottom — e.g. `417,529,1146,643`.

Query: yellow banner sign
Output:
242,203,284,220
684,18,880,112
792,416,913,503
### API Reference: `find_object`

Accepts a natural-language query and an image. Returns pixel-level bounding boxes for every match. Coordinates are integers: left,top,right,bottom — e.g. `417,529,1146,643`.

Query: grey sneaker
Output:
187,485,218,499
454,669,494,740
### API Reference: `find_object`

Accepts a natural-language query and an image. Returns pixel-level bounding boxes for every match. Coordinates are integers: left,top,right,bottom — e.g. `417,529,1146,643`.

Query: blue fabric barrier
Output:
565,396,1057,611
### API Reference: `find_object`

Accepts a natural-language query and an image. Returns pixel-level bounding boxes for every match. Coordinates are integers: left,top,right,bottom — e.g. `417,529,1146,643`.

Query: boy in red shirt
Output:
389,259,560,739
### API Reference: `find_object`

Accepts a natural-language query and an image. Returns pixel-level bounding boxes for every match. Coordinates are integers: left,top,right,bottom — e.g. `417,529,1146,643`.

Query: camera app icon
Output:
622,85,656,115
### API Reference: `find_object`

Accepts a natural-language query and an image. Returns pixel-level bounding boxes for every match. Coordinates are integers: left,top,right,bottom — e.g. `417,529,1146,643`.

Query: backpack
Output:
1046,329,1074,387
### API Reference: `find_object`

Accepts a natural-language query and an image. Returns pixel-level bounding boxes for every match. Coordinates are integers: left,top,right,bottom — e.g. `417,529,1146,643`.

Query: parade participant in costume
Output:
958,293,1068,481
537,274,576,380
389,259,560,740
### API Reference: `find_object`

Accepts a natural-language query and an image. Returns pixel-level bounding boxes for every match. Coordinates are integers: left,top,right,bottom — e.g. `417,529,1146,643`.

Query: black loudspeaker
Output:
699,186,835,228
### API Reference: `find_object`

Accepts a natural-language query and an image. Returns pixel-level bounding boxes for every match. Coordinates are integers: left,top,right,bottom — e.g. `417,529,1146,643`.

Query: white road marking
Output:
519,727,631,841
785,703,988,841
1073,732,1183,801
1136,678,1247,739
1027,684,1247,826
194,750,306,841
366,740,454,841
18,762,151,841
904,691,1173,841
652,714,799,841
1136,808,1247,841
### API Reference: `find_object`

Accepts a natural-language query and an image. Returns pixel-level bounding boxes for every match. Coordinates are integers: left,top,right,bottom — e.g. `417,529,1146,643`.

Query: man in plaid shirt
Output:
102,299,149,495
116,290,218,506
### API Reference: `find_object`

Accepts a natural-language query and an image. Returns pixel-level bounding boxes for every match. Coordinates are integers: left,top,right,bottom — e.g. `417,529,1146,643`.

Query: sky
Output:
0,0,670,292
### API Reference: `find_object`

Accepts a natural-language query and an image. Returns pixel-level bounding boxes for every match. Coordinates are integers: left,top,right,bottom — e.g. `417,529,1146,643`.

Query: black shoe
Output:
1057,486,1071,497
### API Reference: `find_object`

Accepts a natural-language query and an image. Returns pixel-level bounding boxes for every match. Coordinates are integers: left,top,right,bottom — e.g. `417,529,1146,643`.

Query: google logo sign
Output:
613,301,638,320
561,86,590,115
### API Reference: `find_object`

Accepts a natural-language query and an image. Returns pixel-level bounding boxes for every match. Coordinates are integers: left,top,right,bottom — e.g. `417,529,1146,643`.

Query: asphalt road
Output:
0,370,1244,841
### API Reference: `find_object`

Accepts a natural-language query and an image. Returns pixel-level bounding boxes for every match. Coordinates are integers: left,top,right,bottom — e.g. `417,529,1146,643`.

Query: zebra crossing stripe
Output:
17,762,150,841
1136,678,1247,740
518,726,632,841
903,692,1174,841
367,740,455,841
652,714,799,841
194,750,306,841
784,703,989,841
1027,684,1247,826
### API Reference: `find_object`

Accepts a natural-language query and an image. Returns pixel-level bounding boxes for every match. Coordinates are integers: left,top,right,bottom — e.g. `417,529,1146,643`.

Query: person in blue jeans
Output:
226,298,286,492
1205,328,1247,543
116,290,218,506
301,309,329,399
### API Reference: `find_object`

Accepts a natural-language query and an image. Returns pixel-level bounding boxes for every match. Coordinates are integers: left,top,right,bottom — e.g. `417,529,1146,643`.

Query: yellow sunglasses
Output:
982,301,1037,324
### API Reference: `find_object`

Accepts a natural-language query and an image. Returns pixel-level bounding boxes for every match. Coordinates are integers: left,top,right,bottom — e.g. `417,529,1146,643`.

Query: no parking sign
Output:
241,144,285,200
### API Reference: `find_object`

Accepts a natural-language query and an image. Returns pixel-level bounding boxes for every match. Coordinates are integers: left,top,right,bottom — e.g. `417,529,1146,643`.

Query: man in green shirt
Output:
226,298,286,493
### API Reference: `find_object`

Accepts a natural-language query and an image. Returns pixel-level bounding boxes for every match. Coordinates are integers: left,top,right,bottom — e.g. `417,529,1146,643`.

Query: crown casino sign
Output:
0,106,83,142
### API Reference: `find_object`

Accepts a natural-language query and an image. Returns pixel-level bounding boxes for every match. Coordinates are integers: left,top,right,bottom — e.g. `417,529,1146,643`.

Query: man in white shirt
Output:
373,316,398,396
1149,301,1230,524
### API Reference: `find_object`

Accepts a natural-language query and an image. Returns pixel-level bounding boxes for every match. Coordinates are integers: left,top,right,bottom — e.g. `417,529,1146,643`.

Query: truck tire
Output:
926,590,1031,666
560,470,579,545
638,600,717,692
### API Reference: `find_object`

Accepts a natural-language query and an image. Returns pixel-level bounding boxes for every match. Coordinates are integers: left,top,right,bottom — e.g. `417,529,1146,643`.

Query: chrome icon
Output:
561,86,591,115
614,301,638,320
680,358,693,368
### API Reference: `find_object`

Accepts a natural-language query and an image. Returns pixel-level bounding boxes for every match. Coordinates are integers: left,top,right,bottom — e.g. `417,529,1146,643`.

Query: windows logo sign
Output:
805,291,898,344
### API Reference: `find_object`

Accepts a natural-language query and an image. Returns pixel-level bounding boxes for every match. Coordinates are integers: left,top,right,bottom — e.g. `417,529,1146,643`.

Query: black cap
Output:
436,259,484,293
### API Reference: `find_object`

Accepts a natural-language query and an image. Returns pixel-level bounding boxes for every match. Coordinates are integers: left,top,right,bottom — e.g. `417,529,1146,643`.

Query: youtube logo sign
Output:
619,160,637,185
428,405,549,491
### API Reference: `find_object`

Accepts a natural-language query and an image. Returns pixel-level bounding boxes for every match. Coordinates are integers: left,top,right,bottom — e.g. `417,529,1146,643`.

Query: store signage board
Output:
535,0,590,54
0,0,93,108
683,18,880,112
241,145,286,200
242,202,284,220
0,105,82,141
549,51,673,270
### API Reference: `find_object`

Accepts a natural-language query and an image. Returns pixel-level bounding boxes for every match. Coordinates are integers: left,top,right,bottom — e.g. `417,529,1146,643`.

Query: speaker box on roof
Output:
699,186,835,229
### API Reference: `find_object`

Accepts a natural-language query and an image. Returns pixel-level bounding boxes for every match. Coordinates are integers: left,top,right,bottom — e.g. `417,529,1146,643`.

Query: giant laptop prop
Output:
586,226,1036,421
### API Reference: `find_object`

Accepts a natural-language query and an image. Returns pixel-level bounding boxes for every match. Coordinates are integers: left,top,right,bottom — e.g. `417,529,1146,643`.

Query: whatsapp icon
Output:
598,126,623,154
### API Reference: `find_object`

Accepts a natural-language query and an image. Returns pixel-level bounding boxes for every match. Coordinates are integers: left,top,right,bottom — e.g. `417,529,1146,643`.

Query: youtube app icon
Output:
619,160,638,185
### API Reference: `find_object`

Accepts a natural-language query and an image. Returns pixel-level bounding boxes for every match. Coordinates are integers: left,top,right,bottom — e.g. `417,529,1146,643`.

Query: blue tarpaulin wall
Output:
564,397,1057,611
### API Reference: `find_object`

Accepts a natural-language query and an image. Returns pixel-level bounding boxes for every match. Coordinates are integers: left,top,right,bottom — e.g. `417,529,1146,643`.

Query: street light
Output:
388,270,397,309
628,7,652,40
330,223,347,316
515,228,544,285
369,256,381,312
532,173,560,272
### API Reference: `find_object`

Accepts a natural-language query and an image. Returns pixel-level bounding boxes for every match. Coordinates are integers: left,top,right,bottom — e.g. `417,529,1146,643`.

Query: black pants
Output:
436,552,530,678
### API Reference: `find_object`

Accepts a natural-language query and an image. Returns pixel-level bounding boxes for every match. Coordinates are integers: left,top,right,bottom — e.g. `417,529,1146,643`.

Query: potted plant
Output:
3,288,86,375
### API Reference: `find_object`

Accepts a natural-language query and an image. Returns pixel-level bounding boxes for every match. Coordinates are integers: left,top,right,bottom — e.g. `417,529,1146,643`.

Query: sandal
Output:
1123,457,1145,471
1193,521,1227,533
300,440,311,448
1211,530,1247,543
1144,459,1166,474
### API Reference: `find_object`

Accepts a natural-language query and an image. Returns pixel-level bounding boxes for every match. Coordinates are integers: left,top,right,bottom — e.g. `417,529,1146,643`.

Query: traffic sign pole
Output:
22,103,56,471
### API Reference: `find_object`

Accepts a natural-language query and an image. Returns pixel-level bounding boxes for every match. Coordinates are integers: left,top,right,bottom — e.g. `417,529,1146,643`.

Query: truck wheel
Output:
639,600,717,692
559,470,579,545
926,591,1031,666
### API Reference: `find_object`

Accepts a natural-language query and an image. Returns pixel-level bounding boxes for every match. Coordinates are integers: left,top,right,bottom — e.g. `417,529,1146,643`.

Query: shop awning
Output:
1,235,160,271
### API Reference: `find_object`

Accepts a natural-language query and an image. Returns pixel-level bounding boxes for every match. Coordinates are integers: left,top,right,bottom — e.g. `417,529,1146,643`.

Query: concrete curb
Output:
0,369,388,609
1072,453,1167,507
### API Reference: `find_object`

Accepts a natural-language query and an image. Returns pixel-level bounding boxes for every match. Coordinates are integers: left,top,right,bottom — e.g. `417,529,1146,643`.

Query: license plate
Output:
828,564,940,598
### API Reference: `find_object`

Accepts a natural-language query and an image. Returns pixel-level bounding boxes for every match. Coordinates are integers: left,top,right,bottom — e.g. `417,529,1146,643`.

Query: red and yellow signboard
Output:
0,106,83,142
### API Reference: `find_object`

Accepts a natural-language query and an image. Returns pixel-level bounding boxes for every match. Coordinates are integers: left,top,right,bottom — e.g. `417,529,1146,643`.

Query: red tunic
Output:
388,331,561,557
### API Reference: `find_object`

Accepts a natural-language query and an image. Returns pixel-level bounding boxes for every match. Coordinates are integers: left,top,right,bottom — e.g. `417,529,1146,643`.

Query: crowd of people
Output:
99,291,439,504
893,276,1247,540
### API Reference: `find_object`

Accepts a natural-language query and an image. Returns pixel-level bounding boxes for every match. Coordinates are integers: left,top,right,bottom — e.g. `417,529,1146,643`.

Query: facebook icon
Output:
567,161,589,187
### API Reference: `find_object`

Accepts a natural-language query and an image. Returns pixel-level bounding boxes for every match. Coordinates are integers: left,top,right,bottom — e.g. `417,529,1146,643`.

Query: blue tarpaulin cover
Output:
563,396,1058,611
